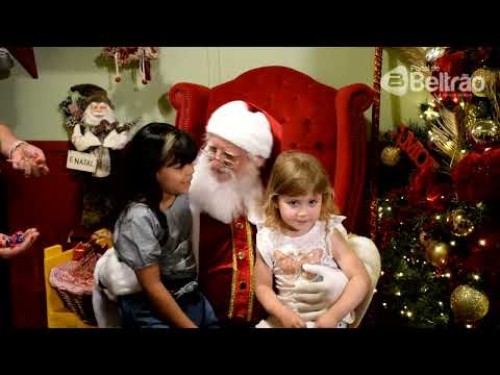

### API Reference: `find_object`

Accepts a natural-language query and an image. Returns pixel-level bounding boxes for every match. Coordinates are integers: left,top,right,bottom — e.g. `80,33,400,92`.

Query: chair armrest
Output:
168,83,211,147
347,234,381,328
334,83,374,231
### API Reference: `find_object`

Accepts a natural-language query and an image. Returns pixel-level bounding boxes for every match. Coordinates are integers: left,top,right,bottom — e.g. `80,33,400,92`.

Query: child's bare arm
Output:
254,251,305,328
315,229,371,328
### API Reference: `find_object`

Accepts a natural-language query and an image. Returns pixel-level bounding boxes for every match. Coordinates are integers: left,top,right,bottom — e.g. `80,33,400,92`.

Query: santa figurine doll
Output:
63,84,133,178
60,84,136,232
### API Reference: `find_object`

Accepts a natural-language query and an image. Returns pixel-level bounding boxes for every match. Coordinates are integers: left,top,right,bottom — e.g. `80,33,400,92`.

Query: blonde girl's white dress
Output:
255,215,355,328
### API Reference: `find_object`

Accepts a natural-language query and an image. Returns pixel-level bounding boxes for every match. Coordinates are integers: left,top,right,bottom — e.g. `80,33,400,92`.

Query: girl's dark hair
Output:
113,122,198,229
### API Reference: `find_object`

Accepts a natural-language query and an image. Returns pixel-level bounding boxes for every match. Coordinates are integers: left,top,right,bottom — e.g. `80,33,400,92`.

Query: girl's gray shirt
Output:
114,194,197,284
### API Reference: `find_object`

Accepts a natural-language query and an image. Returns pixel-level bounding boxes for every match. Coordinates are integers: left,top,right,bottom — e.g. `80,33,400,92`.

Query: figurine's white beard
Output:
83,108,116,126
189,153,264,224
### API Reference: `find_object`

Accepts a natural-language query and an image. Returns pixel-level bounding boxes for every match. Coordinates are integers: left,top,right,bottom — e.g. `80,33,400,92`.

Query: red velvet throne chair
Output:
167,65,381,327
168,65,374,233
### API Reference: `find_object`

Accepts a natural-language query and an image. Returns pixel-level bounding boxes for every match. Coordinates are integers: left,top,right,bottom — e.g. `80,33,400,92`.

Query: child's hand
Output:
314,311,340,328
0,228,40,259
277,309,307,328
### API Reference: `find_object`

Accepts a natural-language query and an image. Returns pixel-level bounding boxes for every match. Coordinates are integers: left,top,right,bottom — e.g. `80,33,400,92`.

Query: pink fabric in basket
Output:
49,252,100,295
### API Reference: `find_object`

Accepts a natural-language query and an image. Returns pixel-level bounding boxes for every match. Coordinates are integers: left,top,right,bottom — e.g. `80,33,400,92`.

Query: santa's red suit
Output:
198,213,265,325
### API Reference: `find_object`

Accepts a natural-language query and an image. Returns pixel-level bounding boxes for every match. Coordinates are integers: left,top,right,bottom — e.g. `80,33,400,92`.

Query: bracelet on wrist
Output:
8,140,28,159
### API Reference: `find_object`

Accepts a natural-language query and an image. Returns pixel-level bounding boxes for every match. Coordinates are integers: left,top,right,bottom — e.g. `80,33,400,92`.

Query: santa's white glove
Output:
292,264,348,322
95,248,141,300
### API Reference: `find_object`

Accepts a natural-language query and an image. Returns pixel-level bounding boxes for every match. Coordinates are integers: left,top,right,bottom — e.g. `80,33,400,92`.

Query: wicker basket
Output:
49,250,100,325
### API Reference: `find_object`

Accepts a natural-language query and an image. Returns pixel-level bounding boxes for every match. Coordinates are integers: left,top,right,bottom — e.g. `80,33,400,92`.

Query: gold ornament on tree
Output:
463,101,488,130
447,208,475,237
450,285,489,323
381,146,401,166
471,68,497,98
425,241,449,267
469,118,500,148
471,67,500,122
463,103,477,130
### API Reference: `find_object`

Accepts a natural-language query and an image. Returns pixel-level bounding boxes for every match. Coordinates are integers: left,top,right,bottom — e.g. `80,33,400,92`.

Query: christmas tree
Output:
372,47,500,328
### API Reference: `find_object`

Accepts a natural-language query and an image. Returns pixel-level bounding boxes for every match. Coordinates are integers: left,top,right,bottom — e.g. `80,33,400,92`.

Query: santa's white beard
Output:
189,153,264,224
82,108,117,125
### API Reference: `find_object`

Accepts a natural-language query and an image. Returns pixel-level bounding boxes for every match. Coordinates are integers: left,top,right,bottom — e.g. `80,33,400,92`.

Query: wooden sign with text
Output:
66,150,97,173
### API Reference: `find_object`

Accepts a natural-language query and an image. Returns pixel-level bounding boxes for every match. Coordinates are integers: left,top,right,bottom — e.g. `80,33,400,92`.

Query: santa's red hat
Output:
206,100,275,159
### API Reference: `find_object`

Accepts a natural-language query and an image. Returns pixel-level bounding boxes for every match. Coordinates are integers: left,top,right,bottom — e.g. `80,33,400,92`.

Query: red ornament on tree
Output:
452,149,500,203
426,183,455,211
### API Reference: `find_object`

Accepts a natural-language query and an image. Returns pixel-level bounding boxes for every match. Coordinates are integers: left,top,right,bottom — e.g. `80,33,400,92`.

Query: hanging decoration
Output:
100,47,159,84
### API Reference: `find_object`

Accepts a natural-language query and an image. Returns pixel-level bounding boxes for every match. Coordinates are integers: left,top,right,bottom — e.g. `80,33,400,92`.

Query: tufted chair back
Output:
168,66,374,232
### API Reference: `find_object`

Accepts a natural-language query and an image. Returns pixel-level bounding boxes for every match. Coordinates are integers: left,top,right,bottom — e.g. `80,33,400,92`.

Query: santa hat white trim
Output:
206,100,273,159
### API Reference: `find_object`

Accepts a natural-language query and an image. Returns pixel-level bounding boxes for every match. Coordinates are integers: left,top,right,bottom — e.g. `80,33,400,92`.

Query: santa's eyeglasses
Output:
200,143,244,170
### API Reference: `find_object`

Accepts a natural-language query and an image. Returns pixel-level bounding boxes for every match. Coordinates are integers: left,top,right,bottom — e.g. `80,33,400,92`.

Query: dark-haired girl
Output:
113,122,218,328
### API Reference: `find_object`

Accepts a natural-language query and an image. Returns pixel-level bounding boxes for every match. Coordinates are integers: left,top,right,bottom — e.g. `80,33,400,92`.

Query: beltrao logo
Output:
381,65,485,97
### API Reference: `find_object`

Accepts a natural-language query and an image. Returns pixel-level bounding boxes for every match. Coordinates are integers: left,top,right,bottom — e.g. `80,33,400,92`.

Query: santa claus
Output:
187,100,276,325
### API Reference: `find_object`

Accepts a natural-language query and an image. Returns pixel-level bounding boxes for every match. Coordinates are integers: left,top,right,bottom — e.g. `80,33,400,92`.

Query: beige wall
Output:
0,47,424,141
381,48,429,129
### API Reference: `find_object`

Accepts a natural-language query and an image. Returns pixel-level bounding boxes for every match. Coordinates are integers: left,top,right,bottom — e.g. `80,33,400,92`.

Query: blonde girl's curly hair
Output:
262,150,339,231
